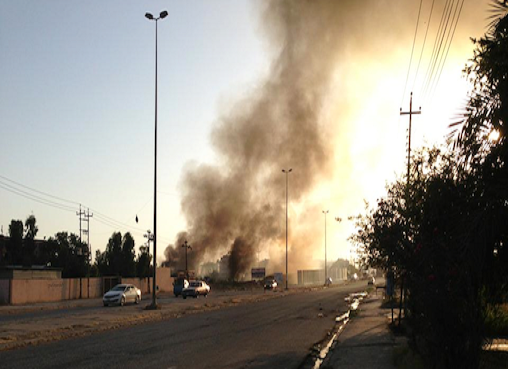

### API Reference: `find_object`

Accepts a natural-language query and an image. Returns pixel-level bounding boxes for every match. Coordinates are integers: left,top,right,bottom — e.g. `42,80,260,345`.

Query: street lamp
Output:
182,240,192,279
282,168,292,289
322,210,329,285
145,9,168,309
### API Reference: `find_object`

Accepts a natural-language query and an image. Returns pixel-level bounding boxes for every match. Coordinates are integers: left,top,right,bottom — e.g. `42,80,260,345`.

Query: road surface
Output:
0,282,366,369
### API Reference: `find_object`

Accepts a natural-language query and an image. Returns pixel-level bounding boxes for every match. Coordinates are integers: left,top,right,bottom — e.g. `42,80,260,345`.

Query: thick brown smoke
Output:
163,0,468,278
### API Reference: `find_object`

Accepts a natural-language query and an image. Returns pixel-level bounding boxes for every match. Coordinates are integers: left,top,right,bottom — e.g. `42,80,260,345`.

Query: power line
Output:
400,0,424,107
412,0,436,92
0,181,76,213
0,174,79,206
422,0,455,100
420,0,452,97
426,0,465,104
0,173,172,244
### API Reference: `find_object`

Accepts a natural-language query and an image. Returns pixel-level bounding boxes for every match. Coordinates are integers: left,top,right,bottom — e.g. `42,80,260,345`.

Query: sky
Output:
0,0,496,272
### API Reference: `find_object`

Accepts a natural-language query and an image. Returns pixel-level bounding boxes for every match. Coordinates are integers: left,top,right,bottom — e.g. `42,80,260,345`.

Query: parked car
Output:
264,279,277,290
103,284,141,307
182,280,210,299
173,278,189,297
367,276,376,285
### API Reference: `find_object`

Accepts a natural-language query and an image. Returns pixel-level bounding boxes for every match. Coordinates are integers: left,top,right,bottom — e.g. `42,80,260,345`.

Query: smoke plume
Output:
163,0,455,278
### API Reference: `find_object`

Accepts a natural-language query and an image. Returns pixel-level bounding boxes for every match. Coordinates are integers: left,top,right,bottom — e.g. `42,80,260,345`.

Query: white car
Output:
103,284,141,306
182,280,211,299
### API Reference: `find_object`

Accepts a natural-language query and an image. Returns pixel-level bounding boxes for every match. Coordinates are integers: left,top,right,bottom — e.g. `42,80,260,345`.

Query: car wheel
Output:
135,296,140,304
183,296,187,299
103,302,108,307
120,296,126,306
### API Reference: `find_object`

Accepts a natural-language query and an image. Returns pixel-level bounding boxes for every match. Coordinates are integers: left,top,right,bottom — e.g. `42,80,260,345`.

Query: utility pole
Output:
144,230,153,293
76,204,85,241
400,92,422,191
82,208,93,257
79,208,93,298
399,91,421,326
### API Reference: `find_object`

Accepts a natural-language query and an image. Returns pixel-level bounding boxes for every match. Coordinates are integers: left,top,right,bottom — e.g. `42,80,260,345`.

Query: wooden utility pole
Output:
400,92,422,190
399,91,421,326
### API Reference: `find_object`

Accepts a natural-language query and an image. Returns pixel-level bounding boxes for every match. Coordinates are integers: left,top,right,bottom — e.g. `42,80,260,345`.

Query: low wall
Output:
0,279,9,304
2,268,174,305
122,268,173,294
156,267,173,292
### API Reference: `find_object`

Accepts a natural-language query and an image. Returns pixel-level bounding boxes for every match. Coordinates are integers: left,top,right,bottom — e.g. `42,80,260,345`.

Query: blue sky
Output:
0,0,493,267
1,0,268,256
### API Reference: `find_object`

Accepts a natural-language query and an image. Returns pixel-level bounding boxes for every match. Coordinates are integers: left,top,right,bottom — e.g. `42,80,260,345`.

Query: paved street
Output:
0,282,366,369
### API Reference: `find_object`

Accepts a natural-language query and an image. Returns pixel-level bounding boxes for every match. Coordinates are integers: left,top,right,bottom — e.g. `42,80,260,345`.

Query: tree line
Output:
350,5,508,369
0,216,152,279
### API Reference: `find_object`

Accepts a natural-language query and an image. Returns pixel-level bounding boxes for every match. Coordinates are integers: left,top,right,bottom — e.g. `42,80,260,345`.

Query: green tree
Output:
136,243,152,278
46,232,89,277
95,232,137,277
7,219,23,265
21,215,38,266
121,233,136,277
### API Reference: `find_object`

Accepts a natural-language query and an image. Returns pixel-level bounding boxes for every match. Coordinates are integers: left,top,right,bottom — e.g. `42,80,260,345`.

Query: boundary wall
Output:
0,268,174,305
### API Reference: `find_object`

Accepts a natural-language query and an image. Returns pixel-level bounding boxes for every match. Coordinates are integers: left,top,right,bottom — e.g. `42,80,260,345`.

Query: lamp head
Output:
145,12,154,20
160,10,168,19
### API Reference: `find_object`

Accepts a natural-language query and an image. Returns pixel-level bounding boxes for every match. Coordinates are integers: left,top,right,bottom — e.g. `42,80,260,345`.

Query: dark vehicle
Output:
264,279,277,290
103,284,141,307
173,278,189,297
182,280,210,299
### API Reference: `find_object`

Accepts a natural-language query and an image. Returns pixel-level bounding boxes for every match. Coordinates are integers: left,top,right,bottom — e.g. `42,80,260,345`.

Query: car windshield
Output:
111,285,126,292
190,282,201,287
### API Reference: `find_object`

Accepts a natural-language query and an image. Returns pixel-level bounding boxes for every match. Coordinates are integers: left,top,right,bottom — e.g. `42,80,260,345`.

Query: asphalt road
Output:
0,282,366,369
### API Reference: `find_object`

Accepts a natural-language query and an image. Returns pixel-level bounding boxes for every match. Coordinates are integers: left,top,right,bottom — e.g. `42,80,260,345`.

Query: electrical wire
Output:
400,0,424,107
420,0,452,97
422,0,455,101
0,174,79,206
0,173,172,244
426,0,465,104
0,180,76,212
412,0,436,93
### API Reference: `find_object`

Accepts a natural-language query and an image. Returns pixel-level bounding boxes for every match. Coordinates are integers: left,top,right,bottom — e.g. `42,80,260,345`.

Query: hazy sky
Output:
0,0,493,269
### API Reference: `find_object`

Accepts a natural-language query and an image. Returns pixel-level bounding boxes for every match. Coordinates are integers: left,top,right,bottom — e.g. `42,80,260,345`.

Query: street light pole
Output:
145,10,168,309
182,240,192,279
282,168,292,290
322,210,329,285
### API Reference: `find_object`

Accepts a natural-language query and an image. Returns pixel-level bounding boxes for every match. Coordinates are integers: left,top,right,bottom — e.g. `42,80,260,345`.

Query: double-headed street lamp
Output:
145,9,168,309
322,210,329,285
282,168,292,289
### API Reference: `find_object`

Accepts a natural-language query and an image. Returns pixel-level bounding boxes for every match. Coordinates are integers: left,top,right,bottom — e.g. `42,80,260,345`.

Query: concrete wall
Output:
0,268,61,280
0,279,9,304
156,267,173,292
1,267,174,305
